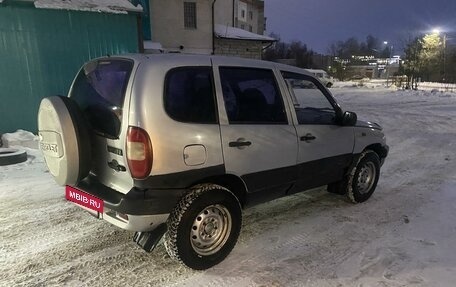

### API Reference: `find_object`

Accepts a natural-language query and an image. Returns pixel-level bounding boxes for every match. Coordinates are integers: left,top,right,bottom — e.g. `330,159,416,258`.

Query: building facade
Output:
234,0,265,35
147,0,271,58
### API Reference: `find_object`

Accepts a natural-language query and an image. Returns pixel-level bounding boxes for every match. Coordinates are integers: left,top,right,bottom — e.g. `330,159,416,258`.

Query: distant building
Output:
234,0,265,35
146,0,273,59
333,55,401,80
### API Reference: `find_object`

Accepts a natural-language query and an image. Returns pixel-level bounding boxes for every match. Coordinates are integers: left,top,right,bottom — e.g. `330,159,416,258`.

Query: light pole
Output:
433,28,447,82
384,41,393,87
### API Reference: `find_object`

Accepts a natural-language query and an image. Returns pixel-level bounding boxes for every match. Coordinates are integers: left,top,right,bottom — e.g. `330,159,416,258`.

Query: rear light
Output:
126,126,153,179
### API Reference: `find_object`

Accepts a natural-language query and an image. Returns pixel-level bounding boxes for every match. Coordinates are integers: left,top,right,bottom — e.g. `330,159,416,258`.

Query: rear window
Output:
70,59,133,138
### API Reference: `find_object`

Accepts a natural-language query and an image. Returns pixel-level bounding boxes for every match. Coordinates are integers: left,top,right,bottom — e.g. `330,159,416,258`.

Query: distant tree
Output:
326,35,387,80
263,34,314,68
402,33,446,85
401,37,423,89
420,34,442,81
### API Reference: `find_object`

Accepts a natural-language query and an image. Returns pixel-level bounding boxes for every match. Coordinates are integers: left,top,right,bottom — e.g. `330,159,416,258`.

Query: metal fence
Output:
0,3,139,133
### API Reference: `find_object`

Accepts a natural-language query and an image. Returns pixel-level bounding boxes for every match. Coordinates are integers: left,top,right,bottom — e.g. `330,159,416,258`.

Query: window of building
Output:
249,11,253,20
240,24,245,30
184,2,197,29
249,25,253,32
165,67,217,123
220,67,287,124
241,9,246,19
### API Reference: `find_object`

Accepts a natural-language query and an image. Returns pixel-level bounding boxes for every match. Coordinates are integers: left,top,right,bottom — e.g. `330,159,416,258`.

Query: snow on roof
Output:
34,0,143,14
215,24,275,42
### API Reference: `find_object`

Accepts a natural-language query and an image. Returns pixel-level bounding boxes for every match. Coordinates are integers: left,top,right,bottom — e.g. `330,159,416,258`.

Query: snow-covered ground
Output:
1,86,455,286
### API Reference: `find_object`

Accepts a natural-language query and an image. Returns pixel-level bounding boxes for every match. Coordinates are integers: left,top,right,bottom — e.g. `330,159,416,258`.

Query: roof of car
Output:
92,53,313,76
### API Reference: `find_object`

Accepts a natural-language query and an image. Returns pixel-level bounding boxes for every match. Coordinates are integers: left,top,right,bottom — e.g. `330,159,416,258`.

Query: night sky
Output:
265,0,456,54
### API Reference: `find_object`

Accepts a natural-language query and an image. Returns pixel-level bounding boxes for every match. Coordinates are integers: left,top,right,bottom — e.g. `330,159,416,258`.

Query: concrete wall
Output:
214,38,263,59
150,0,213,54
215,0,234,26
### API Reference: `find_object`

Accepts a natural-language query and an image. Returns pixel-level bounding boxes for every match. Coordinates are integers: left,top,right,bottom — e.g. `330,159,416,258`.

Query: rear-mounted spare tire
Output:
38,96,91,186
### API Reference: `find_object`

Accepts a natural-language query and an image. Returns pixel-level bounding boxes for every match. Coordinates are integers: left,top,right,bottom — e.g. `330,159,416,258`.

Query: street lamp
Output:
383,41,393,87
432,28,447,82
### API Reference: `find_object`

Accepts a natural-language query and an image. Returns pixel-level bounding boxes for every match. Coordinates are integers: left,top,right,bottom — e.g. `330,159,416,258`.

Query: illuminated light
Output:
432,28,441,34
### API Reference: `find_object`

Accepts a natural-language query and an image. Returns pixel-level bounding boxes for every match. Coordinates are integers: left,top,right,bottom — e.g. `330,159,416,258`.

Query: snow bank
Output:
1,130,39,149
417,82,456,93
34,0,143,14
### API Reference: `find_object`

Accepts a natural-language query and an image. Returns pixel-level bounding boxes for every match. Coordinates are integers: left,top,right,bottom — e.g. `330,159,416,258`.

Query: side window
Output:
219,67,287,124
282,71,336,125
165,67,217,124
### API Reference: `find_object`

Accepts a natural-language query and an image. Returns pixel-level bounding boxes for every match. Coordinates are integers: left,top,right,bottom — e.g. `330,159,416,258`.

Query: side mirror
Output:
341,111,357,126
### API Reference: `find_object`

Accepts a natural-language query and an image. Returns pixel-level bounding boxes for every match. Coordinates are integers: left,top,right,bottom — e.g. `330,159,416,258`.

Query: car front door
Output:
280,71,355,191
212,59,298,205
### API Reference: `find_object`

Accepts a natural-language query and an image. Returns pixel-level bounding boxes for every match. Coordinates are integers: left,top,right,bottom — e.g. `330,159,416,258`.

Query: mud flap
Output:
133,223,167,252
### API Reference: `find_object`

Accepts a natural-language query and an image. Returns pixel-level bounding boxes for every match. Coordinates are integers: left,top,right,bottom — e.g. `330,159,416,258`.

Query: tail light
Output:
126,126,152,179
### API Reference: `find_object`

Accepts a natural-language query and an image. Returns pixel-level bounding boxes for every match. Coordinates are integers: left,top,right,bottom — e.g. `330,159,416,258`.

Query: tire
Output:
0,148,27,166
37,96,91,186
347,150,380,203
327,150,381,202
164,184,242,270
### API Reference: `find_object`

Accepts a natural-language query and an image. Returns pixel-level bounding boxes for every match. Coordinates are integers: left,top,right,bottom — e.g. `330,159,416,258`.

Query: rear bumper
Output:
75,176,186,215
70,177,186,232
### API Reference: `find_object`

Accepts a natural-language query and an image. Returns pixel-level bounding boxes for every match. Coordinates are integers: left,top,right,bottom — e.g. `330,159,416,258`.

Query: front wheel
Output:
164,184,242,270
327,150,381,203
347,150,381,203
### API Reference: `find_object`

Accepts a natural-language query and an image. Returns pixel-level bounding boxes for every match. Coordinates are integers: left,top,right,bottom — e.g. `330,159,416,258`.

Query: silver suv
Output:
38,54,388,270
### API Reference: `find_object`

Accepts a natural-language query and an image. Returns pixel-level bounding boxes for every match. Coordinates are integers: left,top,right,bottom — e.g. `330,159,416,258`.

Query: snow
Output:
1,85,456,286
215,24,275,42
1,129,39,149
34,0,143,14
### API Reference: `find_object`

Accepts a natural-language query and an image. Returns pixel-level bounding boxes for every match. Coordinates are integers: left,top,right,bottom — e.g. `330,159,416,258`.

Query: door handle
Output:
229,139,252,148
300,133,316,142
108,159,126,172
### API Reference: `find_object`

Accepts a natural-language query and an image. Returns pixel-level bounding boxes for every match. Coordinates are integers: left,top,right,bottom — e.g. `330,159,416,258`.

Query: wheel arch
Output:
365,143,388,160
192,174,248,208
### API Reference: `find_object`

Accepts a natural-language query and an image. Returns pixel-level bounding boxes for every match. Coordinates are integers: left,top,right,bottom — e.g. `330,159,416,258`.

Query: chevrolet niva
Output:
38,54,388,270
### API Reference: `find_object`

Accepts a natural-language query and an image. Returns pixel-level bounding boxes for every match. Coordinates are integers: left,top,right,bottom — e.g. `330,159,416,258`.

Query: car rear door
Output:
212,58,298,204
69,57,137,194
279,70,355,191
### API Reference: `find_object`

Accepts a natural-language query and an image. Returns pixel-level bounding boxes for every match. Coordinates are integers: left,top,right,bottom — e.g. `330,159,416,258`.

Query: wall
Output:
150,0,213,54
214,38,263,59
215,0,234,27
0,3,139,133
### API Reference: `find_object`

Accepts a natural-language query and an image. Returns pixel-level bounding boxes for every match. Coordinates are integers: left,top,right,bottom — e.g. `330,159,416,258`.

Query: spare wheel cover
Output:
37,96,91,186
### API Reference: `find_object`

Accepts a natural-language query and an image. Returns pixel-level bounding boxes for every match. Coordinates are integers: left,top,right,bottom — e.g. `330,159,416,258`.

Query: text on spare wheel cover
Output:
65,186,103,213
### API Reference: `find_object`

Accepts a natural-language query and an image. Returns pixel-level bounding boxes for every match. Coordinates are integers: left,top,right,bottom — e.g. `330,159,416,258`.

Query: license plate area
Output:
65,185,104,214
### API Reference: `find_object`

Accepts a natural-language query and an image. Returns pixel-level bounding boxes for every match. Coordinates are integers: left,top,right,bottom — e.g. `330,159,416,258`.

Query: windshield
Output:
70,59,133,138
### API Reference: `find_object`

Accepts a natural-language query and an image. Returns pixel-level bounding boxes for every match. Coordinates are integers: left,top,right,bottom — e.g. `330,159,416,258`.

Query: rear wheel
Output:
164,184,242,270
